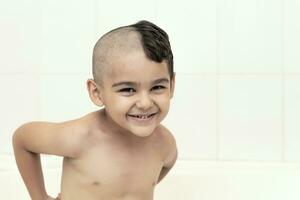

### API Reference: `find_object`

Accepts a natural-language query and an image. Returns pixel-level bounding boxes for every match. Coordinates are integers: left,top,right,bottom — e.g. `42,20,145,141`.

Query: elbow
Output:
12,127,22,152
12,123,29,151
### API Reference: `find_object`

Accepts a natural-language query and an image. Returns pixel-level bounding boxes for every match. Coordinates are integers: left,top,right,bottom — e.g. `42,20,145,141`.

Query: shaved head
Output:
92,27,142,86
92,20,174,87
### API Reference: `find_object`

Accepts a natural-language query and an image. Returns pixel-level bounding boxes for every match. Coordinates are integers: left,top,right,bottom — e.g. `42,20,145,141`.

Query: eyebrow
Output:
112,78,170,88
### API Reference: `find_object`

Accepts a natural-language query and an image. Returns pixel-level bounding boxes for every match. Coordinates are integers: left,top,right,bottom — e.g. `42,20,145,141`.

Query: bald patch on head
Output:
92,27,143,87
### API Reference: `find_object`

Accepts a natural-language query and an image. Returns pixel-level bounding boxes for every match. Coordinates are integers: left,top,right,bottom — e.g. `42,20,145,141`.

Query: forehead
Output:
105,50,169,84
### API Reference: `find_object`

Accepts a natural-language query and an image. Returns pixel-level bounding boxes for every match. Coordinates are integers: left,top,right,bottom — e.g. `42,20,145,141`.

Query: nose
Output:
136,92,154,110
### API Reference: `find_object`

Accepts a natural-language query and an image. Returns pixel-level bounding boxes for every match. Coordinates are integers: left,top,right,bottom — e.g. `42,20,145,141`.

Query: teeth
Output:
129,113,155,119
138,115,148,119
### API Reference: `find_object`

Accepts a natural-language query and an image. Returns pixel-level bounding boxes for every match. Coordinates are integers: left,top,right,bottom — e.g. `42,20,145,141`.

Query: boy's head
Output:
92,20,174,87
87,20,175,138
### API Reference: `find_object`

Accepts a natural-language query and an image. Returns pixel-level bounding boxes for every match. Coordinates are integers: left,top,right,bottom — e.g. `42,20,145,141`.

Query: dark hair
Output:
130,20,174,80
92,20,174,85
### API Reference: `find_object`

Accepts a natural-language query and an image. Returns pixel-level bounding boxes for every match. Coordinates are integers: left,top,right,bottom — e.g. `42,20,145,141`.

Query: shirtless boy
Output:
13,20,177,200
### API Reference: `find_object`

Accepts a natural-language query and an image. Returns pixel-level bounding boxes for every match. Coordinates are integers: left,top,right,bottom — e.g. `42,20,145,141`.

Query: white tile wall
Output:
285,76,300,161
157,0,217,73
284,0,300,73
41,0,96,74
39,75,98,121
0,75,40,155
0,155,62,199
163,74,218,160
218,0,282,74
2,0,300,199
219,75,282,161
95,0,157,36
156,161,300,200
0,0,42,74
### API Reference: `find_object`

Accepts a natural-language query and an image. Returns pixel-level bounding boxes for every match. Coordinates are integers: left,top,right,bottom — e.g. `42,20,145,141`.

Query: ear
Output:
170,73,176,99
86,79,104,107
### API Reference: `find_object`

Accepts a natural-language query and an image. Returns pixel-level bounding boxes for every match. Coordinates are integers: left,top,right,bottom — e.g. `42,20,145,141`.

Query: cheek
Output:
107,96,132,112
154,96,171,113
156,93,171,104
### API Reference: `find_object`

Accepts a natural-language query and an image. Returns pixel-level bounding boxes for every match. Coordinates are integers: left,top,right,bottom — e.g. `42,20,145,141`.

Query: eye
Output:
151,85,166,91
118,88,136,93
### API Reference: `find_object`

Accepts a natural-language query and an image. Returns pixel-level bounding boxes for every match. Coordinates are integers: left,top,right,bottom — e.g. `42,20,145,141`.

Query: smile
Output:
127,113,157,121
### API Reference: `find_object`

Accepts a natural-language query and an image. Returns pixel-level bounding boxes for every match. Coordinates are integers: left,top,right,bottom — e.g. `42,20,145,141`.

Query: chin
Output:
131,127,156,138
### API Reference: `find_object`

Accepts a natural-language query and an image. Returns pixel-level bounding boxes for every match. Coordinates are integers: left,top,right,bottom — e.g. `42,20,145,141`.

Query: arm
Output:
12,120,84,200
157,126,178,184
157,148,177,183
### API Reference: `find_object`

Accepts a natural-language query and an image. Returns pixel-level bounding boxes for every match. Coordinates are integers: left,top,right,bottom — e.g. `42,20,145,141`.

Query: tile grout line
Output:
216,0,221,161
94,0,98,36
281,0,286,163
177,157,300,164
2,72,300,76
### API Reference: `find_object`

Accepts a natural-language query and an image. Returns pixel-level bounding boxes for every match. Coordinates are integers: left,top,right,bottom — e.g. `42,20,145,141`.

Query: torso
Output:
60,110,166,200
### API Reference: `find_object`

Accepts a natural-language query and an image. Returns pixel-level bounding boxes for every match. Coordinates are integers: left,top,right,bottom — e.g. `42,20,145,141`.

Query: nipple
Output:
92,181,100,186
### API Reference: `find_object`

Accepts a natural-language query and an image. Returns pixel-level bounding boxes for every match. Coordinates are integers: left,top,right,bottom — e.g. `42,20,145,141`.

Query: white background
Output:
1,0,300,199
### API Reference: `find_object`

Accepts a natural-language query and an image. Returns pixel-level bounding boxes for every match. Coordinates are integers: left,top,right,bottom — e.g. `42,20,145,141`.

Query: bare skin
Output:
46,194,61,200
13,109,177,200
13,21,177,200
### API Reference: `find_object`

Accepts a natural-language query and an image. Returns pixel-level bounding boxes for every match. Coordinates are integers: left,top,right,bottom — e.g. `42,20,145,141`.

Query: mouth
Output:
127,113,158,121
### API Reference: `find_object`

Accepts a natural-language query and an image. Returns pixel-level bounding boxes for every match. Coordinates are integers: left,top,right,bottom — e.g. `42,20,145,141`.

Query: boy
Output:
13,20,177,200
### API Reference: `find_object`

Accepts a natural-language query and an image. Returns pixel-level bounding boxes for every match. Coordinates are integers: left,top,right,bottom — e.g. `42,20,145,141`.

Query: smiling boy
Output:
13,20,177,200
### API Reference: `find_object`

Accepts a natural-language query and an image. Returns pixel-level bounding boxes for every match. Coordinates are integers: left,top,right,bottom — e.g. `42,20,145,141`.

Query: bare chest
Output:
62,138,164,195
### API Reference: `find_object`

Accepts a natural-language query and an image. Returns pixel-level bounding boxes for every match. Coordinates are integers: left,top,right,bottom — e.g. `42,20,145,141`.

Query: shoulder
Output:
156,124,176,147
67,110,112,154
13,113,94,158
156,124,177,168
61,111,99,156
